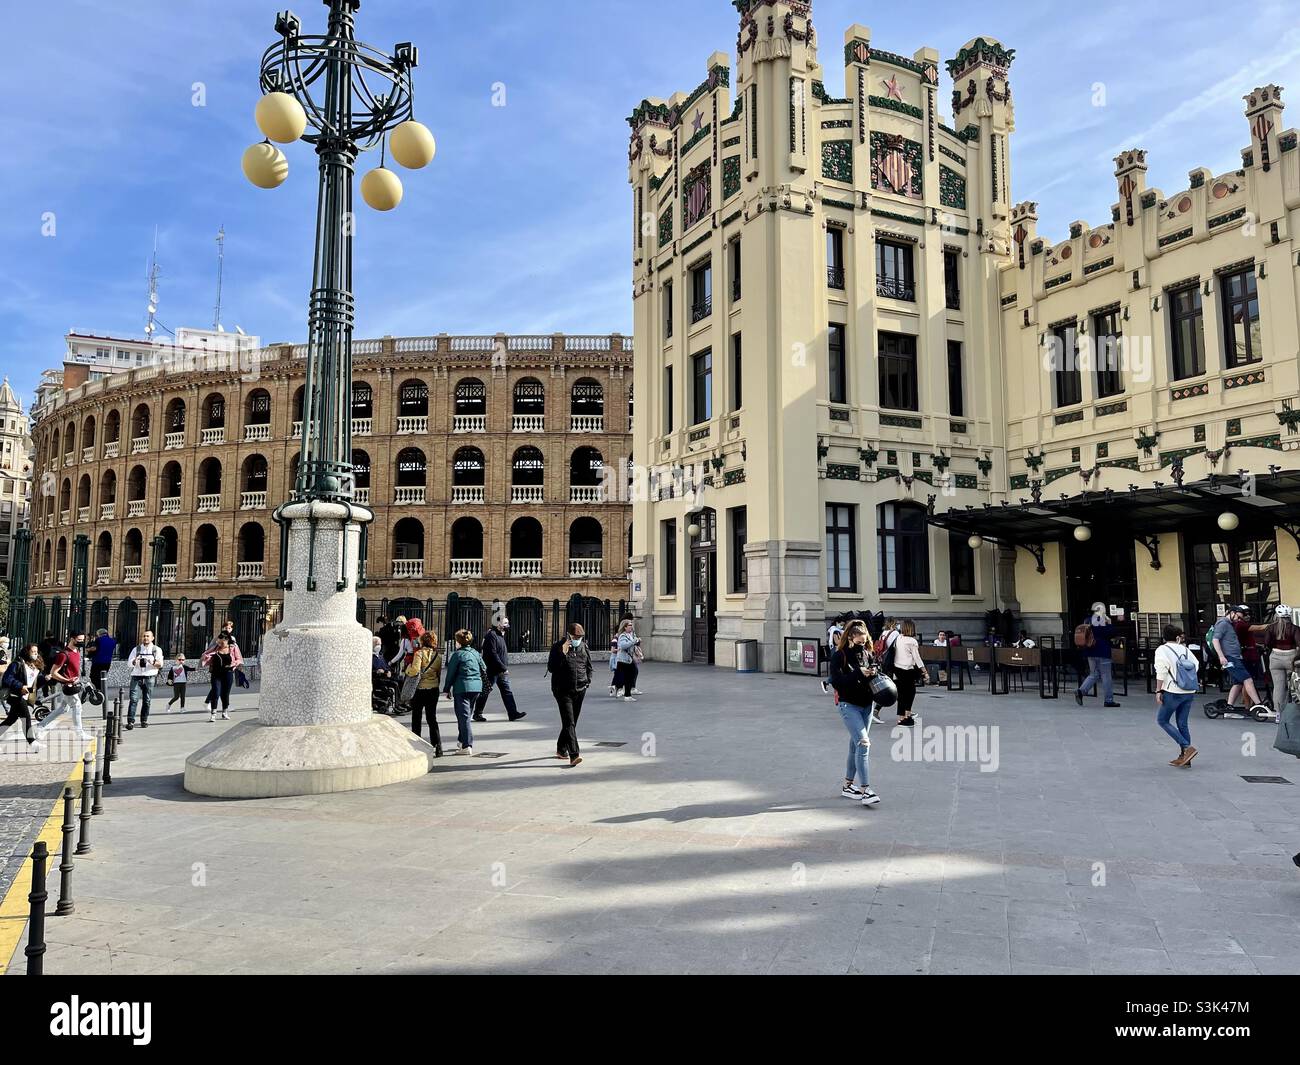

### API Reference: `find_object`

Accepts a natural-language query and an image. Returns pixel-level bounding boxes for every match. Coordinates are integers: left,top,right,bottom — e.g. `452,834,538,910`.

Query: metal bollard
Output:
91,733,104,815
56,788,76,916
103,725,114,786
25,841,49,975
75,752,93,856
105,708,118,763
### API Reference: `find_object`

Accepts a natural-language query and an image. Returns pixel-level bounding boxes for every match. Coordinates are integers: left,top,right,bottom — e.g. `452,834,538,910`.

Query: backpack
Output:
1073,624,1096,650
1171,647,1199,691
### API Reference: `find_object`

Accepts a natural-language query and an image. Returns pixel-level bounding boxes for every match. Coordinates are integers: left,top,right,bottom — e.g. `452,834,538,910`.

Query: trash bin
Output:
736,639,759,674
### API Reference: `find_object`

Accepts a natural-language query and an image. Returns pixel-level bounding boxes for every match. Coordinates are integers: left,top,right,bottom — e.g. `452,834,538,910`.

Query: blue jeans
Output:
1079,657,1114,702
451,691,477,748
207,672,234,712
836,700,872,788
1157,691,1193,748
127,675,155,724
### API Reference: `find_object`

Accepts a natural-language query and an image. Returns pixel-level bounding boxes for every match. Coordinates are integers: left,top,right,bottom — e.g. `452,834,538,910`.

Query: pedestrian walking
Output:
872,618,900,722
548,623,593,767
201,633,242,722
407,632,443,755
86,629,117,696
612,619,642,700
473,618,526,723
0,644,44,752
1073,602,1122,707
441,630,485,756
1154,624,1199,767
124,630,165,730
166,656,189,711
892,619,923,728
829,620,881,807
1251,605,1298,709
36,630,90,742
1212,604,1266,713
607,632,619,696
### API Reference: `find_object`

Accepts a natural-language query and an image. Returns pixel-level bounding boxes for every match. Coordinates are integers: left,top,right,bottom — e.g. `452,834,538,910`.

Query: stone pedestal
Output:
184,501,434,798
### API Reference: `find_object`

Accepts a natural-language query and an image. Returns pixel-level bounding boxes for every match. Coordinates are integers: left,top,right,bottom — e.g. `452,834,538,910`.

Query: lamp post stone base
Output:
184,503,435,798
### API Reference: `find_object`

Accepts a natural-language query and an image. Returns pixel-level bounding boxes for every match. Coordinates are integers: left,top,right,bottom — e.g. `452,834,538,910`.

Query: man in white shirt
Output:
126,630,165,730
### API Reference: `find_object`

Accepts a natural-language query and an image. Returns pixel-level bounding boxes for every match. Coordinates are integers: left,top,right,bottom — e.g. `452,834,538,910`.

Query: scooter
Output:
1203,697,1276,722
32,681,104,722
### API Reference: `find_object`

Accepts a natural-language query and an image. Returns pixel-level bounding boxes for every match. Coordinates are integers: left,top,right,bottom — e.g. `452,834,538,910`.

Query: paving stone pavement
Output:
5,665,1300,975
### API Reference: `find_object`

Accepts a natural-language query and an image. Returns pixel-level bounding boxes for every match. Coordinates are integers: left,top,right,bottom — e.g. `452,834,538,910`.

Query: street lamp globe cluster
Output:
185,0,440,799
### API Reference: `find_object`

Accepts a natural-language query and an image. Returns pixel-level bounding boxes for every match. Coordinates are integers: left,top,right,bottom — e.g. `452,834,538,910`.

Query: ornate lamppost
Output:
186,0,437,798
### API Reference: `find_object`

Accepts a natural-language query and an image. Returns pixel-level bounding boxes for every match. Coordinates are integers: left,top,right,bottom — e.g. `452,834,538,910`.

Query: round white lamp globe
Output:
687,523,701,539
242,142,289,189
361,167,403,211
967,535,984,550
1218,512,1240,532
255,92,308,143
389,121,437,169
1074,525,1093,542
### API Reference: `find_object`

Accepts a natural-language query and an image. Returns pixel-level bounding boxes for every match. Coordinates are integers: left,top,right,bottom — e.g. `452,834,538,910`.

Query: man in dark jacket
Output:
376,617,402,665
473,619,526,723
548,623,593,767
88,628,117,696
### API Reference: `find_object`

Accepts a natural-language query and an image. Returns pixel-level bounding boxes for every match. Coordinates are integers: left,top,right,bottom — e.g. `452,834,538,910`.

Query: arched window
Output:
104,410,121,445
877,501,930,595
76,474,91,511
242,454,269,493
161,461,183,499
193,525,219,579
124,529,143,567
352,382,373,420
64,422,76,458
398,379,428,417
132,404,151,440
238,523,265,562
511,447,544,486
51,428,60,461
59,478,71,512
158,527,179,565
127,466,147,502
99,469,117,505
452,447,486,487
393,518,424,561
569,447,604,490
395,448,427,486
82,415,96,451
513,378,545,428
202,392,226,430
571,378,604,417
352,449,371,489
95,532,112,577
510,517,543,562
450,518,484,561
165,398,186,432
454,378,487,416
569,517,603,560
56,537,68,574
292,386,306,425
198,457,223,496
245,388,272,427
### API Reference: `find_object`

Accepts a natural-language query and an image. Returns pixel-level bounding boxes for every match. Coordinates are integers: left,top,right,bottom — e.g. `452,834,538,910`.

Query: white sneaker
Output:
209,712,216,723
632,688,645,695
861,788,880,808
30,741,43,754
456,745,474,756
623,697,637,703
841,783,865,799
221,711,230,720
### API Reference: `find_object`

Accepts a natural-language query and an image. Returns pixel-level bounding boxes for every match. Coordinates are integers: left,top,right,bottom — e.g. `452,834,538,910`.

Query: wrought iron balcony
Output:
877,277,915,302
827,266,845,290
690,297,713,324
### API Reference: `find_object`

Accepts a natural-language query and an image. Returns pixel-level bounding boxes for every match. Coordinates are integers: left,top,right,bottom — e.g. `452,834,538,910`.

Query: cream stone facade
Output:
628,1,1010,668
629,0,1300,668
0,378,34,583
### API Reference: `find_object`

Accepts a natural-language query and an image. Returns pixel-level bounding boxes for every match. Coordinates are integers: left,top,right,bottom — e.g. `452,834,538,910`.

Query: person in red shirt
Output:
35,630,90,743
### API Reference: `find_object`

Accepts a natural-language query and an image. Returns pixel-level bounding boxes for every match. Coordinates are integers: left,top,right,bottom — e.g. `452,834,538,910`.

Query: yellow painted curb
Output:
0,748,96,976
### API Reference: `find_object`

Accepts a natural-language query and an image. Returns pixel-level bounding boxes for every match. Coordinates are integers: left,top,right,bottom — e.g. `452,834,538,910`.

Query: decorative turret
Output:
1010,202,1038,271
1113,149,1149,228
947,36,1016,253
1244,84,1284,172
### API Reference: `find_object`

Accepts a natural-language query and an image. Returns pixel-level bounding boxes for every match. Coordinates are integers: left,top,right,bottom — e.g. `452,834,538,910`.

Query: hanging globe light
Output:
967,535,984,550
242,142,289,189
1218,512,1240,532
389,120,437,169
361,166,403,211
255,92,308,143
1074,525,1093,542
687,522,702,539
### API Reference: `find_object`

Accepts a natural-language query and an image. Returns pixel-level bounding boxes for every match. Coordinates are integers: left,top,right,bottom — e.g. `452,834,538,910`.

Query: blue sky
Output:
2,0,1297,411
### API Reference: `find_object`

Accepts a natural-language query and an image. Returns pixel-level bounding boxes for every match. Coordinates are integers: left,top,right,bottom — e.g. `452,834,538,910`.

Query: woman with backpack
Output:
0,644,44,751
829,620,881,807
407,631,443,756
1154,624,1199,766
441,629,486,756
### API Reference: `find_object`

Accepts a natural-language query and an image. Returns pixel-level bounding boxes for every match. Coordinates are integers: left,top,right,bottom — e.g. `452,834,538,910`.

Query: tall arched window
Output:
511,447,544,504
571,378,604,432
877,502,930,595
512,378,545,431
392,518,425,579
452,447,486,503
454,378,487,432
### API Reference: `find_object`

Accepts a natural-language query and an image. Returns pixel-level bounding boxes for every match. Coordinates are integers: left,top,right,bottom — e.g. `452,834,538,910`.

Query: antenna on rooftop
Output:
144,227,161,341
214,224,226,331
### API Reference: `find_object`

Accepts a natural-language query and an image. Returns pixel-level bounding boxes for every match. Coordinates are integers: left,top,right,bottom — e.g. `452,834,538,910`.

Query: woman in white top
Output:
1153,623,1199,767
891,620,924,728
0,644,44,750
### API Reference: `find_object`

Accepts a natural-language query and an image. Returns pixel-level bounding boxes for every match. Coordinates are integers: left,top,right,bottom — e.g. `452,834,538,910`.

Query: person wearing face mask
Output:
0,644,45,751
35,630,90,743
548,623,593,767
